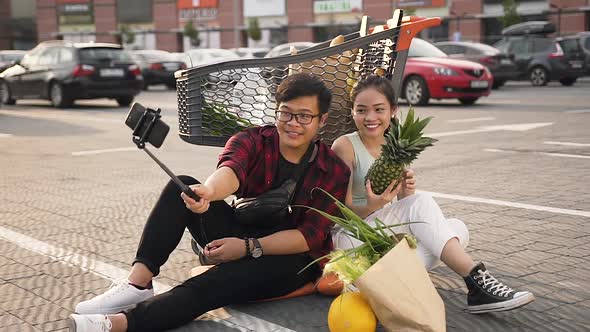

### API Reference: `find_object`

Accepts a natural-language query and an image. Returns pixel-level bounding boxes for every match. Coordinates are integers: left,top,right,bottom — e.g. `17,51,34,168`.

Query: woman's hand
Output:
398,169,417,200
203,237,247,263
181,183,212,214
365,179,402,212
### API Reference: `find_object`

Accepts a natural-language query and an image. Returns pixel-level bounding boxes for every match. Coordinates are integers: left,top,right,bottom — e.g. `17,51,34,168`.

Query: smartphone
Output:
125,102,170,148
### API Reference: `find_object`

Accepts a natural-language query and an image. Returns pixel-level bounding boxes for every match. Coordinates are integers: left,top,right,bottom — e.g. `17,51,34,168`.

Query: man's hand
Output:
203,237,247,263
365,179,402,212
181,183,213,214
398,169,417,200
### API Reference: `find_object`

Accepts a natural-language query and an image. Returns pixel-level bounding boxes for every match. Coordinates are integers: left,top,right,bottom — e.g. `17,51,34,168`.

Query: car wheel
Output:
166,82,176,90
116,95,134,107
492,80,506,89
529,66,548,86
0,81,16,105
403,76,430,106
559,77,577,86
458,97,479,105
50,82,73,108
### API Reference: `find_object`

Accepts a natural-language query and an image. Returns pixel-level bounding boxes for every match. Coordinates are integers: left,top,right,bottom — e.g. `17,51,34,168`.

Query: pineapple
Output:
365,107,437,195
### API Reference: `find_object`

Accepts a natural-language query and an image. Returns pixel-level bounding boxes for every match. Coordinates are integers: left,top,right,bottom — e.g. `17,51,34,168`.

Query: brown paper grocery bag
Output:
354,238,446,332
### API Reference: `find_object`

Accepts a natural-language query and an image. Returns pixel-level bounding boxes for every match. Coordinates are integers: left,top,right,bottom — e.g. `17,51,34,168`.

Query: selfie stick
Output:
131,108,200,201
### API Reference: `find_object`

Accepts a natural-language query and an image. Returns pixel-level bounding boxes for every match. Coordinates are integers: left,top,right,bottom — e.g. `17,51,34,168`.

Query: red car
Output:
402,38,493,105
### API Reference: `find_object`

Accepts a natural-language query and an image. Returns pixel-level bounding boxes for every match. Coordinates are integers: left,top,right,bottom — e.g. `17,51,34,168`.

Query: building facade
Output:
1,0,589,51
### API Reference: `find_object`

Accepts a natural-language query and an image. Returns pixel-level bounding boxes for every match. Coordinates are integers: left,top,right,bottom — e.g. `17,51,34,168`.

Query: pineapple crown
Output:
381,106,438,165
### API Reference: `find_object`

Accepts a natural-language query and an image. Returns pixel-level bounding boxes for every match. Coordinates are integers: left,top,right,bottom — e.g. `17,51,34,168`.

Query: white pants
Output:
333,192,469,271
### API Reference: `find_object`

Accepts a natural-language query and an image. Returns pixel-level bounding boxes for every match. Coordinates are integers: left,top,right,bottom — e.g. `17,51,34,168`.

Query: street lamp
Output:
449,9,465,41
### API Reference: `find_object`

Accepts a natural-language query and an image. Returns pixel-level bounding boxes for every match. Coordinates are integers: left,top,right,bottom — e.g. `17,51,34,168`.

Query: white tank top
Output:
345,132,375,206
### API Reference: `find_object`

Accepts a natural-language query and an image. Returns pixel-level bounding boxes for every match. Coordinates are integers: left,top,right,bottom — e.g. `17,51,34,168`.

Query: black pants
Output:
124,176,320,332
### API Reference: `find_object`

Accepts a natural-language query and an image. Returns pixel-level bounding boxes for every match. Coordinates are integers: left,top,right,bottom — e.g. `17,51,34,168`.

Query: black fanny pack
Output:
232,178,297,225
232,143,315,226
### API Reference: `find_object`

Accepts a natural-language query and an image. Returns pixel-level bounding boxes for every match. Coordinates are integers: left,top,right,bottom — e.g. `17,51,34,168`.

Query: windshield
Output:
79,48,132,61
408,39,448,58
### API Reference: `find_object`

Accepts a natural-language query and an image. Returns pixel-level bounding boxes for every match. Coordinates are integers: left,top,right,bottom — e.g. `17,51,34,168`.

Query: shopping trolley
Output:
174,10,441,147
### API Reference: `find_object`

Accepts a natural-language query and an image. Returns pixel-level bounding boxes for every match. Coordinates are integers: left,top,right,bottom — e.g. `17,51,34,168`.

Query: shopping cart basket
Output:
175,10,441,147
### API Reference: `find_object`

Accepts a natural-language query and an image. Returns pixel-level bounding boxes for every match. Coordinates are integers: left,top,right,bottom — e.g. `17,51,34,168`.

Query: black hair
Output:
350,75,397,108
275,73,332,115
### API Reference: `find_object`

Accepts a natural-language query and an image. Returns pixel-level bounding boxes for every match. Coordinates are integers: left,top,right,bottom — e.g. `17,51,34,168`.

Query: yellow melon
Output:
328,292,377,332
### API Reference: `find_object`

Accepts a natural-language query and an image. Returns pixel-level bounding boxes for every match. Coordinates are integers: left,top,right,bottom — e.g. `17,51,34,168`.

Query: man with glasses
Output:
69,73,351,332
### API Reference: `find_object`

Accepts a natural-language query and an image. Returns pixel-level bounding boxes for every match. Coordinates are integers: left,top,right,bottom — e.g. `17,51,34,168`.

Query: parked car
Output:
230,47,269,59
184,48,241,85
264,42,316,58
0,41,143,107
0,50,26,73
494,21,586,86
572,31,590,74
230,68,274,125
401,38,493,105
131,50,186,90
435,41,519,89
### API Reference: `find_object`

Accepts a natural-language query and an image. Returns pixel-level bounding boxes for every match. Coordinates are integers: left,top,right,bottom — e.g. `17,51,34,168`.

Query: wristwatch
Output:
250,238,263,258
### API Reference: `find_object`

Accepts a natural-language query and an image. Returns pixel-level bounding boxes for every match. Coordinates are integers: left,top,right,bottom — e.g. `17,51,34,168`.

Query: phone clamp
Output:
131,107,162,149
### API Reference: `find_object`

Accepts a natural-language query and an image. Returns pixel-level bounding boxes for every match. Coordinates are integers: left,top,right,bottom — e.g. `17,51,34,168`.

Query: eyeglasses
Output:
275,111,321,124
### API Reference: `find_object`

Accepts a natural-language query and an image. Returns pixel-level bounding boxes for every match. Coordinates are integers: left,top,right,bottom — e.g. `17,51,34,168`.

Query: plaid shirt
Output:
218,125,350,261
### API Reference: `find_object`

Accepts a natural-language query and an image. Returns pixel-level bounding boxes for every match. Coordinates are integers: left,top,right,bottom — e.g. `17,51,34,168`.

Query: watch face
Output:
252,248,263,258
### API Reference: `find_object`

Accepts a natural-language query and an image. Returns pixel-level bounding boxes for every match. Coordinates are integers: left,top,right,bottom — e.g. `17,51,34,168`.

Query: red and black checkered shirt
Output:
218,125,350,261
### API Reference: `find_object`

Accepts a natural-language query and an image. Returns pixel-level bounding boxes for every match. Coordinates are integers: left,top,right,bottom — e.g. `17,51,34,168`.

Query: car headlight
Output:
433,67,459,76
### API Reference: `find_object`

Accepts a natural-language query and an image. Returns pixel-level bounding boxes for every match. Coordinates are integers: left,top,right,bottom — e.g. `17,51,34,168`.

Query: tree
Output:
184,21,200,47
499,0,521,28
247,17,261,42
118,25,135,45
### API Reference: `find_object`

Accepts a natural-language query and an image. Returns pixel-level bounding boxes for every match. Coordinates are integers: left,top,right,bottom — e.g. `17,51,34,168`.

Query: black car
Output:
0,41,143,107
493,21,587,86
435,41,519,89
131,50,186,90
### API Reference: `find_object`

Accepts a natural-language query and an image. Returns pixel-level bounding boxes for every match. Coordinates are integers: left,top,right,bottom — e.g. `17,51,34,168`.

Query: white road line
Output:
72,147,137,156
0,226,294,332
544,141,590,147
447,117,495,124
0,133,13,138
421,191,590,218
565,109,590,113
538,152,590,159
430,122,553,138
484,148,590,159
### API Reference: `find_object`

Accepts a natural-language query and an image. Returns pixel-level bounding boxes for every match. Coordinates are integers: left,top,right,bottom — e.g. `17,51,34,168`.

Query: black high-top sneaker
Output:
463,262,535,314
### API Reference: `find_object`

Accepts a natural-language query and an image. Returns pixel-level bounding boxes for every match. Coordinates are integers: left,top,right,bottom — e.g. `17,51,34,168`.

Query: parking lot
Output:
1,80,590,331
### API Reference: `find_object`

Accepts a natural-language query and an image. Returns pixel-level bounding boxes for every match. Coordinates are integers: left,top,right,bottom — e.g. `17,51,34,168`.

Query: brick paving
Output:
1,83,589,331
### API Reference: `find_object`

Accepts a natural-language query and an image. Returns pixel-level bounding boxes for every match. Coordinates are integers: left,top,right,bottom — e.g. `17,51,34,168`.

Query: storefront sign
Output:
178,0,218,21
313,0,363,14
396,0,445,8
244,0,286,17
57,0,93,25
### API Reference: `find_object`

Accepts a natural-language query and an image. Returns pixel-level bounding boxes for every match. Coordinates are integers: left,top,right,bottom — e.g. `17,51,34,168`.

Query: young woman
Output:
331,75,534,314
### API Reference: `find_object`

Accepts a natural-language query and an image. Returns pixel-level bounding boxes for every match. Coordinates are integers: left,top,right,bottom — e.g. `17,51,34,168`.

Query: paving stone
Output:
0,295,51,312
541,319,590,332
3,323,43,331
35,319,70,332
522,296,563,313
0,313,25,327
9,303,71,326
543,303,590,325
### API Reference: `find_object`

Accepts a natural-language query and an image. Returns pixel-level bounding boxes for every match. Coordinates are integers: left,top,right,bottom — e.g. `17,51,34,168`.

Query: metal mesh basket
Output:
175,11,440,147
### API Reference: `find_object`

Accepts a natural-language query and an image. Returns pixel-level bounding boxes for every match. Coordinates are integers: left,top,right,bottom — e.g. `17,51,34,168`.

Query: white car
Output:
230,68,274,125
184,48,241,85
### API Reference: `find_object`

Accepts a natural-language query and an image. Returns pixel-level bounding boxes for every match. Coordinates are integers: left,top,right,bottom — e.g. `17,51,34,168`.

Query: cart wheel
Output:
116,95,134,107
403,76,430,106
559,77,576,86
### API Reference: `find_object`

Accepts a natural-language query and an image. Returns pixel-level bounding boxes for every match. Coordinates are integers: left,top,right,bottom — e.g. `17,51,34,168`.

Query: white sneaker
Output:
75,280,154,315
69,314,112,332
